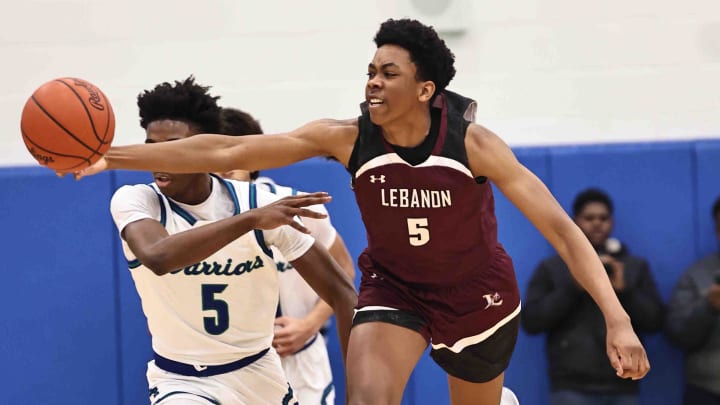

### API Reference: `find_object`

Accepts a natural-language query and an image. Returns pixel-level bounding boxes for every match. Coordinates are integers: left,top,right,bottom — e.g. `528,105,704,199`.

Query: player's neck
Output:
381,108,431,148
170,174,213,205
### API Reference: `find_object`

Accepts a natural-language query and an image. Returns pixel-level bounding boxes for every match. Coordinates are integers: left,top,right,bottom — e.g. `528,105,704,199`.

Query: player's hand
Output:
272,316,318,357
606,320,650,380
55,156,108,180
250,192,330,233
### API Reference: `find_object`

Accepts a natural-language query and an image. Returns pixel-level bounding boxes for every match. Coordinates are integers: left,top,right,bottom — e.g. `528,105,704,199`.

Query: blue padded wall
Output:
694,141,720,258
548,142,695,405
2,139,720,404
111,170,155,405
0,168,120,404
498,147,555,405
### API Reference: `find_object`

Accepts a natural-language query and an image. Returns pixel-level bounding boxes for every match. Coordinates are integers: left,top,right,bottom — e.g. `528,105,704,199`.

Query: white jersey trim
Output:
355,153,473,179
430,303,521,353
354,306,399,313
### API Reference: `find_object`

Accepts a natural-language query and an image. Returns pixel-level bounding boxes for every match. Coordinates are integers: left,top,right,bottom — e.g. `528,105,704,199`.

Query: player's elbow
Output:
140,253,176,276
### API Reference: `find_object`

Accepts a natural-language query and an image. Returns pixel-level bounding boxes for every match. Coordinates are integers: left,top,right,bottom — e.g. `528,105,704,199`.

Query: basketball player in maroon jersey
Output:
72,18,650,405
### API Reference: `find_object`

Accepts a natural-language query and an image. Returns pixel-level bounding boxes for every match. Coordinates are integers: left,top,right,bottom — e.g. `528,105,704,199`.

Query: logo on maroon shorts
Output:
482,292,503,309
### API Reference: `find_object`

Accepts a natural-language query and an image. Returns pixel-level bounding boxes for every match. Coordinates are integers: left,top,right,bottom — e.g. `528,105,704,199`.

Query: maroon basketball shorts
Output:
352,253,520,383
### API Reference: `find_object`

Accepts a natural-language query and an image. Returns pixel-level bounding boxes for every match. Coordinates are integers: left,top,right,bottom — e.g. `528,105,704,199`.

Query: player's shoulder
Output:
311,117,358,130
463,122,518,177
465,122,501,147
255,177,330,215
109,183,162,214
254,176,291,197
217,177,250,190
111,183,157,200
215,177,253,201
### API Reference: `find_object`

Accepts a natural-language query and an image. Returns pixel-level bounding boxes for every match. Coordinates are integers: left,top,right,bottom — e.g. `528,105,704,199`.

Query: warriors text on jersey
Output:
110,176,314,366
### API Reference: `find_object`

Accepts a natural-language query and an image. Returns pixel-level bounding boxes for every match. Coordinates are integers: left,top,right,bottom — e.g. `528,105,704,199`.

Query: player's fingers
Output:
273,329,290,339
629,349,650,380
287,220,310,234
276,347,292,357
630,359,645,380
272,341,289,357
293,191,329,199
621,350,634,373
73,168,92,180
294,208,327,219
289,198,332,209
285,193,331,207
638,352,651,379
608,349,624,377
622,354,639,379
274,336,293,347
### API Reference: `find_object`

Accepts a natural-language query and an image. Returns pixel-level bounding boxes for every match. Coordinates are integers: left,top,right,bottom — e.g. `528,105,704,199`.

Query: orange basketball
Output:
20,77,115,171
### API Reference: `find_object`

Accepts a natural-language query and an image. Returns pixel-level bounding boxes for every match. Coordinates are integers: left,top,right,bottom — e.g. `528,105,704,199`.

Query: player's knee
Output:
347,378,399,405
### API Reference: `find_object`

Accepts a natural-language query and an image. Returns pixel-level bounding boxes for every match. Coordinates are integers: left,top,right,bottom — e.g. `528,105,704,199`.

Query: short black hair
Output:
572,188,614,217
218,107,262,180
137,76,221,133
219,107,263,136
712,195,720,221
374,18,456,95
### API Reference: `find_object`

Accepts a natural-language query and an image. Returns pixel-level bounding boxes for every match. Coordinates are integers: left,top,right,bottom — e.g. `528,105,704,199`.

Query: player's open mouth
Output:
368,98,384,107
154,173,172,187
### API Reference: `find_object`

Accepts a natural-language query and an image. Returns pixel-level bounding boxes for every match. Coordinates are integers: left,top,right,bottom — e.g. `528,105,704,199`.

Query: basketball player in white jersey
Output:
217,107,356,404
110,77,356,404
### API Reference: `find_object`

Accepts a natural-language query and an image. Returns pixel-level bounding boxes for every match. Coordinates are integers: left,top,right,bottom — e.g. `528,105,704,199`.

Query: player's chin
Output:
367,108,390,126
156,182,178,197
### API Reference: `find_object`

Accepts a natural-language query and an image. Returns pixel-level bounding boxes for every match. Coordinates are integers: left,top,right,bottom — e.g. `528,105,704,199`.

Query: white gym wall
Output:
1,0,718,166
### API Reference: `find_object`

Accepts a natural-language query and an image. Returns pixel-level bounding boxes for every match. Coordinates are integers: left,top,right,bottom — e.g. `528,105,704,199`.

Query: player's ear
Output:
418,81,435,103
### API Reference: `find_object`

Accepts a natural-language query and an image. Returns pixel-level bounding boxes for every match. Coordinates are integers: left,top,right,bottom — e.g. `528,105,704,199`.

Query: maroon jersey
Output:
349,91,512,286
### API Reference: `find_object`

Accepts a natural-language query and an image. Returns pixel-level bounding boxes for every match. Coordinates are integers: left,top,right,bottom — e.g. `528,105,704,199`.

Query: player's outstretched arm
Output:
71,119,358,179
465,123,650,381
289,245,357,365
121,193,331,275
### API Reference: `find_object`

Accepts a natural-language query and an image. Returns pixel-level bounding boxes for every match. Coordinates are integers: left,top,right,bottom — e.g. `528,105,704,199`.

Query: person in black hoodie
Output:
522,188,664,405
665,195,720,405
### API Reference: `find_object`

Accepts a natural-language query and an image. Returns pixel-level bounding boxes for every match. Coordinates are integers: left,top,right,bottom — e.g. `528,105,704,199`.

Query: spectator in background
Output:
522,188,664,405
665,195,720,405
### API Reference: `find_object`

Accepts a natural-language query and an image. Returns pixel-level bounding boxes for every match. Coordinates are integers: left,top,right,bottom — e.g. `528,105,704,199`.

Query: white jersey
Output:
255,177,337,320
110,176,314,367
256,177,338,404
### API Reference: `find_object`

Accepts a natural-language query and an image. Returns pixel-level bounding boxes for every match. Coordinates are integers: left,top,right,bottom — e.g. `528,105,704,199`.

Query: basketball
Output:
20,77,115,171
